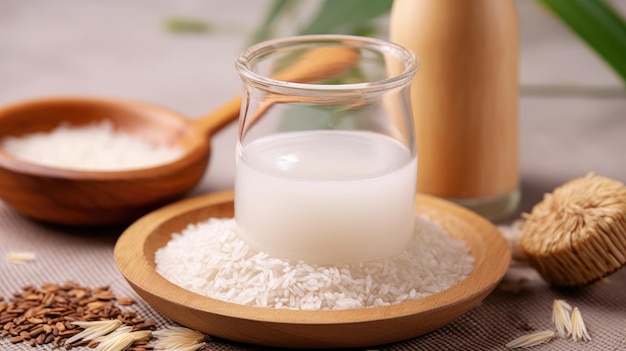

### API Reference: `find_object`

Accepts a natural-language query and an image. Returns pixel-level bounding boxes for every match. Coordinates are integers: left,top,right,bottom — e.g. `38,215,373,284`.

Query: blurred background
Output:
1,0,625,217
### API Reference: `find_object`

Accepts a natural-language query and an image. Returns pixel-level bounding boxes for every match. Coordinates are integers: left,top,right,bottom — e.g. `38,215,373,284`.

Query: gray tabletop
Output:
1,1,626,350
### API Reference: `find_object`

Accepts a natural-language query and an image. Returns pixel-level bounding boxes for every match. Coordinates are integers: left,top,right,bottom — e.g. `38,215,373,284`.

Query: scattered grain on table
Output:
0,281,156,349
506,298,591,348
5,251,36,264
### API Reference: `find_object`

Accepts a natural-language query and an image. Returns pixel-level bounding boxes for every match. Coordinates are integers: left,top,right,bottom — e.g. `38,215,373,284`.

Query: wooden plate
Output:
114,190,510,349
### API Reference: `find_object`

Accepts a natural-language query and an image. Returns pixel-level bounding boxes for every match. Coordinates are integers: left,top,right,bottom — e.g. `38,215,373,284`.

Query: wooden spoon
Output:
0,46,359,226
214,45,361,135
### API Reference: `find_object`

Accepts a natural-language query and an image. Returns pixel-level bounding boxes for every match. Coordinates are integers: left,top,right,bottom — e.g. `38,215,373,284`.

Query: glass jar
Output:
234,35,419,264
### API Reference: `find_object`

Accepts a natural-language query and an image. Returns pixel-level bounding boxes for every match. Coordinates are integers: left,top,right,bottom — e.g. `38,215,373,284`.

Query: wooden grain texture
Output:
390,0,519,199
114,191,511,349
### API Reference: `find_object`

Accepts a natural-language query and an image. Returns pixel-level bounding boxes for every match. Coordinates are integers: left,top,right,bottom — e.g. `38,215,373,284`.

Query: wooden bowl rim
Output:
115,190,511,325
0,96,210,179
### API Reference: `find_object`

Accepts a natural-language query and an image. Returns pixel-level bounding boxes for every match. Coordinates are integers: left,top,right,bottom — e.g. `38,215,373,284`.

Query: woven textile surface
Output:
2,200,625,351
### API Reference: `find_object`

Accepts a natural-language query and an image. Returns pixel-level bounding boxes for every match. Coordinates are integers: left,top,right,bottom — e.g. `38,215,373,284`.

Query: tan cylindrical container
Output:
389,0,520,220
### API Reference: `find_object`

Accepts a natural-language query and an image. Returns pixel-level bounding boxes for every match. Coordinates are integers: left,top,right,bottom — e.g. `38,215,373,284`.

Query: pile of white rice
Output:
155,216,474,310
1,120,182,171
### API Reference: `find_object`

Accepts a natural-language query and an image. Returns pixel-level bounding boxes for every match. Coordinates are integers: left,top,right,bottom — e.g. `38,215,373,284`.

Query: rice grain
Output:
1,120,182,171
155,216,474,310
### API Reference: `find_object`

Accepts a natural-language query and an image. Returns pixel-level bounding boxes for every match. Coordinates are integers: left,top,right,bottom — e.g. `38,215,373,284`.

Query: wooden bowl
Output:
0,46,360,226
0,96,236,226
114,190,511,349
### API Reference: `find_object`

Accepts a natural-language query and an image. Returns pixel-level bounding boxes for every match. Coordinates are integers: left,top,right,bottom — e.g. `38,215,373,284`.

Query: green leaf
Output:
249,0,303,44
298,0,393,35
165,17,212,34
278,105,356,132
534,0,626,85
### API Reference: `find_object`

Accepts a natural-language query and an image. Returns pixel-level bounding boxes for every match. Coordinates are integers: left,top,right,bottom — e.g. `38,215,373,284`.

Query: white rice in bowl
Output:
1,120,182,171
154,216,474,310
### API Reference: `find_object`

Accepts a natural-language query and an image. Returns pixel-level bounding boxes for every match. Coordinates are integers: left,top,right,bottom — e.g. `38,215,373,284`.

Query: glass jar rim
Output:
235,34,419,93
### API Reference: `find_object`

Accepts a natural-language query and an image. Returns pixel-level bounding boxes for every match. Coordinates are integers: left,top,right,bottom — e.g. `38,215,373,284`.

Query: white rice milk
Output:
235,130,417,264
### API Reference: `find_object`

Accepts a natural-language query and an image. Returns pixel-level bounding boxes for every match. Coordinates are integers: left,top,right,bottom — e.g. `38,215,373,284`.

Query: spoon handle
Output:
191,96,241,137
191,46,360,138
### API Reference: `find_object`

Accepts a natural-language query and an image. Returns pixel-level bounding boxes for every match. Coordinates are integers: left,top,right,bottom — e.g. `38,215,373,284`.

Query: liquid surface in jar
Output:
235,130,417,264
